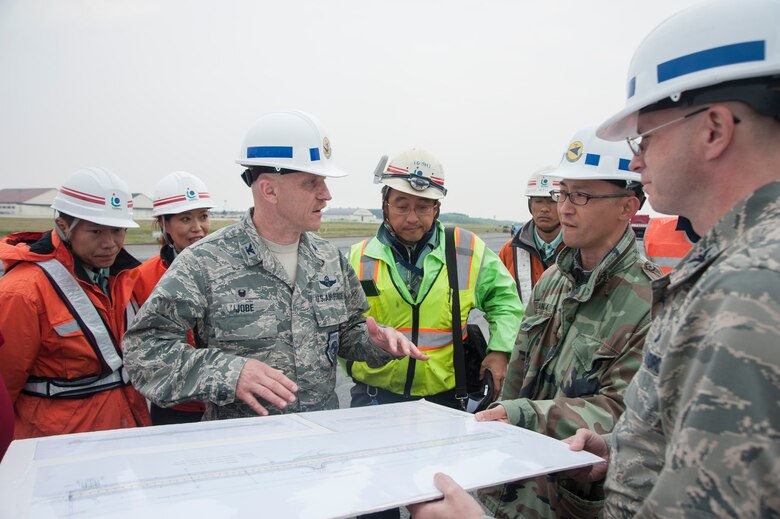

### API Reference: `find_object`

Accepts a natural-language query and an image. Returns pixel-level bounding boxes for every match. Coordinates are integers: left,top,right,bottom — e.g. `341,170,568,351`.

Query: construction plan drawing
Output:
0,400,603,518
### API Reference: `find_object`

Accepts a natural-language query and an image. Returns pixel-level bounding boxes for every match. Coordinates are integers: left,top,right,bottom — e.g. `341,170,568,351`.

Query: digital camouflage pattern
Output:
123,210,393,420
604,181,780,518
479,225,662,519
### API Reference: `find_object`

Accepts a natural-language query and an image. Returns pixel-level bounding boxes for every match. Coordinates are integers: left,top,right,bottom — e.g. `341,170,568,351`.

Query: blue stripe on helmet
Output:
309,147,320,161
246,146,293,159
619,158,631,171
628,77,636,99
584,153,600,166
657,40,765,83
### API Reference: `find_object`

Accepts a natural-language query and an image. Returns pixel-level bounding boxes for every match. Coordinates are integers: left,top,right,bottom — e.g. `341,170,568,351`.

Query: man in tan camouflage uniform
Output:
123,111,427,420
564,0,780,516
472,126,661,519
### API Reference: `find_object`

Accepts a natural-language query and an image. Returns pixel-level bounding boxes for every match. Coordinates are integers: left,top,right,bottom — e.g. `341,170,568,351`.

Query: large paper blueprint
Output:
0,400,602,518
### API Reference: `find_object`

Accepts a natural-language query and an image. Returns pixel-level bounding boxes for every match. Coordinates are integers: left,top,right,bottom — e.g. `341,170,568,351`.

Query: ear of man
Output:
701,104,741,162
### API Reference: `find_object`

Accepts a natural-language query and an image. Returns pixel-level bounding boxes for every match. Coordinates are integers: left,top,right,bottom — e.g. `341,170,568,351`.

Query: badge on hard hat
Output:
110,194,122,208
323,136,332,159
566,141,584,163
186,188,198,201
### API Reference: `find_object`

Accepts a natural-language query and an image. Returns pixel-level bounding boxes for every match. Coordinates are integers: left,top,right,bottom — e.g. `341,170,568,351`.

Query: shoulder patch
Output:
641,261,664,280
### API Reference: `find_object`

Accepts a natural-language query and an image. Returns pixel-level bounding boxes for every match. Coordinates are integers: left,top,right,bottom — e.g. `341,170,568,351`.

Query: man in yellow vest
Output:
341,147,522,518
342,148,522,405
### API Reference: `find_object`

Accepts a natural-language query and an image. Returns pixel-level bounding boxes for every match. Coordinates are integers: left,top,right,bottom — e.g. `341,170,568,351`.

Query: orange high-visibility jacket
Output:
0,230,151,439
498,221,564,303
644,216,694,274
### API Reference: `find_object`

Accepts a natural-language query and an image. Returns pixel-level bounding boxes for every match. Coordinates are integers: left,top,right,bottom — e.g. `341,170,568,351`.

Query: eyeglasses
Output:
550,189,633,206
385,202,438,216
626,107,711,156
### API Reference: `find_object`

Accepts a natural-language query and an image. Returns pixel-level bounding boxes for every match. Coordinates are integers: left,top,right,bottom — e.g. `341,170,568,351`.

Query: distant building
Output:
0,188,155,220
0,188,58,217
321,208,380,224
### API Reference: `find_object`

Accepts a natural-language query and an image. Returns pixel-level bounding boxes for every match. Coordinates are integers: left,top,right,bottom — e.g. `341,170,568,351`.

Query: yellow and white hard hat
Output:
51,167,139,228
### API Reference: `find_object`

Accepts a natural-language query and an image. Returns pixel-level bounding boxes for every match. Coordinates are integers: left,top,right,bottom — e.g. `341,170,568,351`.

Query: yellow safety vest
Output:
345,227,483,396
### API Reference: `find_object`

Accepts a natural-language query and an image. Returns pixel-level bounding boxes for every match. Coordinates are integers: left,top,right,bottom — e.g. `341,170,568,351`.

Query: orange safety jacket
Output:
498,221,564,304
644,216,694,274
0,230,151,439
134,249,205,414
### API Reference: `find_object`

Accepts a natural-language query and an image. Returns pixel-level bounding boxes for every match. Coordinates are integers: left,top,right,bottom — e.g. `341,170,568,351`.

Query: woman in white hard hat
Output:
0,167,152,439
133,171,215,425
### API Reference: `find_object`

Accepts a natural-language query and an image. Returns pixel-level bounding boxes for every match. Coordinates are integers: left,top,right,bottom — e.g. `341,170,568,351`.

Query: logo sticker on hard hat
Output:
323,137,332,159
540,177,550,187
110,193,121,208
185,188,197,201
566,141,584,163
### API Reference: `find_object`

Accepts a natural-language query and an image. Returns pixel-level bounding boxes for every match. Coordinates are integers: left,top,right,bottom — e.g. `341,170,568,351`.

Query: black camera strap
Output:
444,227,468,409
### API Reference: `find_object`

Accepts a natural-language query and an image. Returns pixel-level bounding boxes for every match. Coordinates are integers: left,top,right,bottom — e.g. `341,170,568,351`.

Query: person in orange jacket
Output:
0,167,151,439
498,166,565,304
133,171,215,425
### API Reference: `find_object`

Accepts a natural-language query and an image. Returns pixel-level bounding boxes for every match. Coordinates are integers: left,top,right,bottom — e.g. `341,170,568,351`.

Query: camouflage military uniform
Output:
479,225,661,519
123,210,392,420
603,181,780,517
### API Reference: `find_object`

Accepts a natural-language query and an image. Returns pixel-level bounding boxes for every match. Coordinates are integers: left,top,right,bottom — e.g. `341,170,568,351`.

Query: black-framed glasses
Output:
550,189,633,206
385,202,438,216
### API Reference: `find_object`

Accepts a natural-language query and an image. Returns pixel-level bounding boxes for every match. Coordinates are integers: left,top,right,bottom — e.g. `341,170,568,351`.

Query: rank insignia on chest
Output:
243,242,256,257
319,274,340,289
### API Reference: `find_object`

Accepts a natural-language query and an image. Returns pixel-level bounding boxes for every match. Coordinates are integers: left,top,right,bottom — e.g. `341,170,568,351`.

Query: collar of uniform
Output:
238,209,327,269
665,180,780,291
555,224,638,301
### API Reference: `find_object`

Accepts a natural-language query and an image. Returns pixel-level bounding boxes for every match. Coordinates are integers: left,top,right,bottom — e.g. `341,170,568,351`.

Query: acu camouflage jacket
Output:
479,225,661,519
123,210,392,420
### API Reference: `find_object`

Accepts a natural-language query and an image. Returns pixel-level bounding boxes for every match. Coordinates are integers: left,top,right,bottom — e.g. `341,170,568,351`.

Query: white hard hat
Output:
51,167,139,228
379,148,446,200
599,0,780,140
152,171,215,217
525,166,561,198
553,126,641,187
236,110,347,178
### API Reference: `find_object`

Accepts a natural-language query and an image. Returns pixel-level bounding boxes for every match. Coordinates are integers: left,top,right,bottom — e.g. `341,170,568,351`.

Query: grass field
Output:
0,217,504,244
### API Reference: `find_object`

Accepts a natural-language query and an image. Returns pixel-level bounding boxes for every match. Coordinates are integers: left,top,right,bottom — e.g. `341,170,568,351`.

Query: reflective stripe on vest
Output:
24,259,128,398
347,228,481,395
514,248,533,304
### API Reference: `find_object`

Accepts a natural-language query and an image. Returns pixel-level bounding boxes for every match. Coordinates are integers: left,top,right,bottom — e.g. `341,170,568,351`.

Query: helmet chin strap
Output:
54,214,80,244
159,219,180,253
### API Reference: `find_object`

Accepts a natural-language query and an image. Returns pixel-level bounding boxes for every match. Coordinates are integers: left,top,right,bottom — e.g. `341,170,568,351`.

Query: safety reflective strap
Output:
396,328,465,350
35,259,123,372
514,248,533,305
125,298,140,327
23,368,130,399
54,320,81,336
359,251,379,282
453,228,475,290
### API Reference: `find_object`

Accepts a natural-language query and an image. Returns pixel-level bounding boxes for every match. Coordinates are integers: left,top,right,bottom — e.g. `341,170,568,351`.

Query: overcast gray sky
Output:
0,0,701,222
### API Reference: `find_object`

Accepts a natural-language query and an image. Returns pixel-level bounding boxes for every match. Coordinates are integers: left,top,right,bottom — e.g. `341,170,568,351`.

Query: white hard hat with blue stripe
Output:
598,0,780,140
236,111,347,179
552,126,641,186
